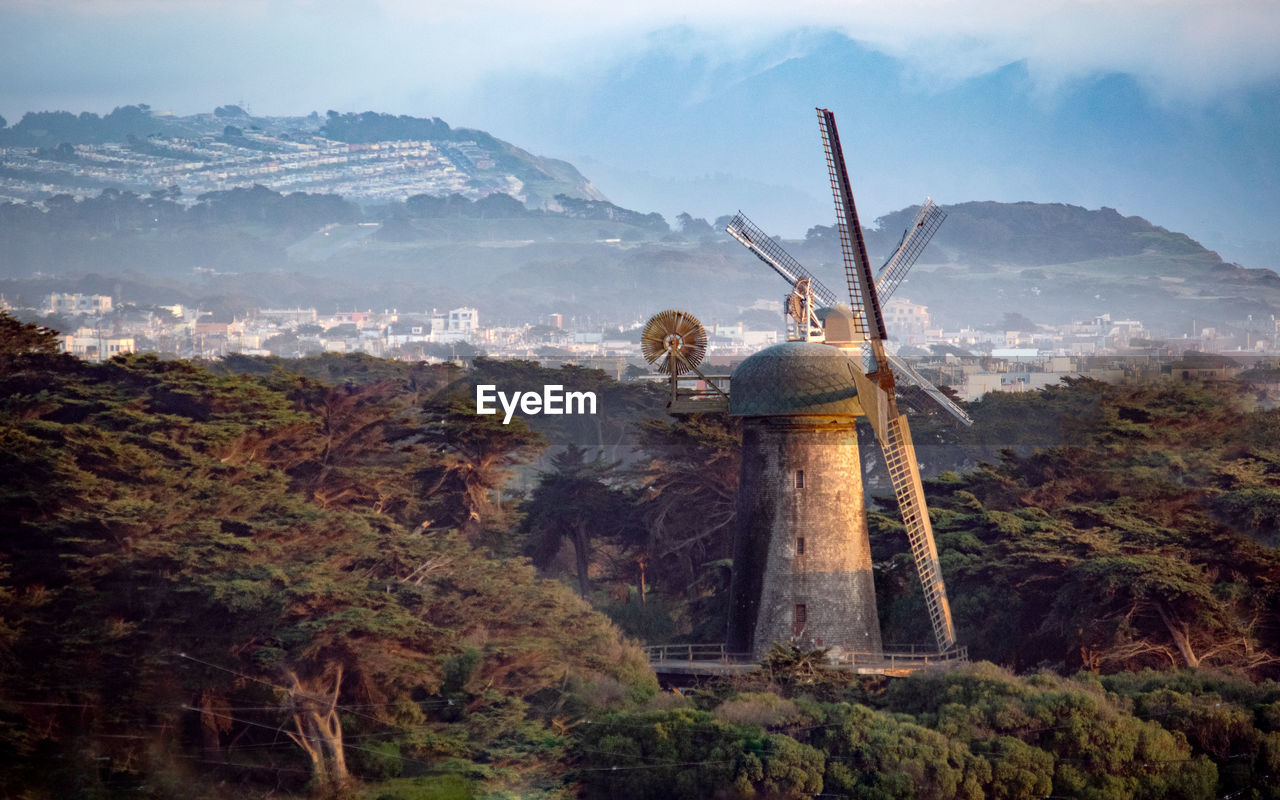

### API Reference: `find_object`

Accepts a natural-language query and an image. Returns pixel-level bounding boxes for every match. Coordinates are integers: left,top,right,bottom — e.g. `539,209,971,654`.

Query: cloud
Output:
6,0,1278,104
1,0,1276,172
381,0,1280,100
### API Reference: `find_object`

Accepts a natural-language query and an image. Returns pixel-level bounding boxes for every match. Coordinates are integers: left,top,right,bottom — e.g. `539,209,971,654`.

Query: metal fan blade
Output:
877,412,958,652
787,292,804,324
640,309,708,376
817,108,887,344
640,309,679,362
876,199,946,305
725,212,841,307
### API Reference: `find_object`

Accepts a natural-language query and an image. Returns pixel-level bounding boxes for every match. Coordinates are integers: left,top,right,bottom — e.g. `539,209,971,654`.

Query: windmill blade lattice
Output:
876,199,947,305
725,212,841,307
886,351,973,426
818,107,959,652
876,413,958,651
641,310,708,376
818,108,887,344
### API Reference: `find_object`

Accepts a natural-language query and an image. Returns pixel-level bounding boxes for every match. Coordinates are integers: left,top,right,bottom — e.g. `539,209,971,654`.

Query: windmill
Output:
641,108,967,660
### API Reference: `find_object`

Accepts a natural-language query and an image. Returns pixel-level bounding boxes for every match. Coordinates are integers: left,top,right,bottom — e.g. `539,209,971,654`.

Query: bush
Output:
350,740,403,781
715,692,801,728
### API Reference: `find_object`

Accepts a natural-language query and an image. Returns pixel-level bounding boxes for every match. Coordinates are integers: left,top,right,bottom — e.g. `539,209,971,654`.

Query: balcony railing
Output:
666,374,730,414
644,642,969,671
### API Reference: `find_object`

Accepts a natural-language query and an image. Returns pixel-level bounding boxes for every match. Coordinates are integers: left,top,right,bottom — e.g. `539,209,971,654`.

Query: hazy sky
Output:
3,0,1279,264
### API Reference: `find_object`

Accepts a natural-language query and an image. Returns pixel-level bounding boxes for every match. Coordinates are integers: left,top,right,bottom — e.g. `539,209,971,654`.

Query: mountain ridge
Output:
0,106,1273,333
777,200,1273,331
0,105,606,210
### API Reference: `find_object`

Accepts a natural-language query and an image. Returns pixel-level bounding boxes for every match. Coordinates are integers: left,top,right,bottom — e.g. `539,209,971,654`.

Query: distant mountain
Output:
1,106,1275,337
862,202,1207,266
0,105,605,210
799,202,1277,333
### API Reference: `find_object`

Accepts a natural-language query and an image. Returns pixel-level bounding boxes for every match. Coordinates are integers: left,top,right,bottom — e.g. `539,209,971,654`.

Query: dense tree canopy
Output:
910,378,1280,674
581,662,1280,800
3,347,1280,798
0,351,654,798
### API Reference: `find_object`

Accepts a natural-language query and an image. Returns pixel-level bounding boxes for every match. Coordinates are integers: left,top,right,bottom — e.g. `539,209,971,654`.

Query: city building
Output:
60,328,135,362
883,298,930,337
45,293,113,315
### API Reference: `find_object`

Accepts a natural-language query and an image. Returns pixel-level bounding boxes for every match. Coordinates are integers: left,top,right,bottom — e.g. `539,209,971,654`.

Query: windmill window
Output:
795,470,805,489
793,604,807,637
796,537,806,555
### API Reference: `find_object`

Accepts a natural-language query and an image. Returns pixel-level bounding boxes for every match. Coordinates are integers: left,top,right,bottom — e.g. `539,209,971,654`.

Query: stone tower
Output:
725,340,882,659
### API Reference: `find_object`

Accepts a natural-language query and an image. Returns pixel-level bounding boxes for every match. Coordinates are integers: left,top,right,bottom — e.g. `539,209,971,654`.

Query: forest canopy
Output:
2,339,1279,798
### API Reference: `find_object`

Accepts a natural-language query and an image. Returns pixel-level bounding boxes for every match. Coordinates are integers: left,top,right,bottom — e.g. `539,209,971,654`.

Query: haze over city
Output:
3,0,1279,266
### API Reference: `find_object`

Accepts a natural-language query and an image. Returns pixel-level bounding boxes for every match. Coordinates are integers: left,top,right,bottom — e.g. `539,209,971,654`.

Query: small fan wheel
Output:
640,310,708,376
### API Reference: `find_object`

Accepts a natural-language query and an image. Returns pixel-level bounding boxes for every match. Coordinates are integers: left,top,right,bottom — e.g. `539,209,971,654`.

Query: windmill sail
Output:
818,108,887,343
879,413,958,651
876,199,946,304
725,213,841,307
818,107,959,653
887,351,973,426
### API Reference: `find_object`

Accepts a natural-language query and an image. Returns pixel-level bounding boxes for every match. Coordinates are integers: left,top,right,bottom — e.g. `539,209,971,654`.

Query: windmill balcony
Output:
643,642,970,678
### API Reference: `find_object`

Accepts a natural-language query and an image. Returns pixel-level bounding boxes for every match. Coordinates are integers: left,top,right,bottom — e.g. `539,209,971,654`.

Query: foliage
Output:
0,310,63,369
585,665,1263,800
0,104,163,146
577,707,823,799
189,184,360,228
760,642,842,689
629,415,739,589
881,664,1217,799
811,702,991,800
6,343,1280,798
0,351,652,798
320,111,454,143
521,444,632,596
362,774,475,800
896,378,1280,675
417,392,543,544
552,194,669,232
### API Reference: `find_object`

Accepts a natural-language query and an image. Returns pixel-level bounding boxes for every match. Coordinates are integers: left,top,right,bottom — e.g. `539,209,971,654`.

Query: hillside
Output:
3,190,1276,334
2,105,1277,332
801,201,1279,331
0,105,605,210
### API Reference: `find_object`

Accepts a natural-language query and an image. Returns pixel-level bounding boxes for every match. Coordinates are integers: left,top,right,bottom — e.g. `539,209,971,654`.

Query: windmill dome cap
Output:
729,341,863,417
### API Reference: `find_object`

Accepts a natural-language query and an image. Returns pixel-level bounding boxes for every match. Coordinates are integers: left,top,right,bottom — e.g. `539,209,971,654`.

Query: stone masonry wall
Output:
727,415,882,659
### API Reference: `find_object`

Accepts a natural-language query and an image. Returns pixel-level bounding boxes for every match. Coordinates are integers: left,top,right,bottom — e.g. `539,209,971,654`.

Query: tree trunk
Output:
574,523,591,597
284,667,350,792
196,689,231,763
1157,604,1200,667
